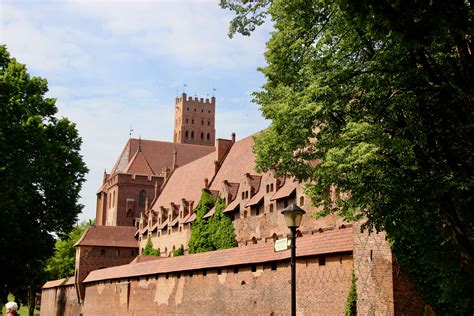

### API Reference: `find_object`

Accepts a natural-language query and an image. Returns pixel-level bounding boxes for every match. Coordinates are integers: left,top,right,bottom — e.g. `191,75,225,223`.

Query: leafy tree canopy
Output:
142,237,160,256
188,189,237,254
45,221,92,280
222,0,473,313
0,45,88,301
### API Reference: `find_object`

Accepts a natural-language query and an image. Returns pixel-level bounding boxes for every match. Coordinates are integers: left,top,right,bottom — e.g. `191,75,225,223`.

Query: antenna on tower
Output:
183,83,187,93
212,88,216,97
129,125,134,138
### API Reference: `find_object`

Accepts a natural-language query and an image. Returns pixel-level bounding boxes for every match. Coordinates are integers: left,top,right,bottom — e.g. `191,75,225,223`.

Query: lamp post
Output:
281,204,306,316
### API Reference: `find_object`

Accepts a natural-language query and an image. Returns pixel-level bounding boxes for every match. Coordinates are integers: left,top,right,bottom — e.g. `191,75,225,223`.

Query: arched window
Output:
270,183,274,191
269,204,274,213
200,132,204,140
266,184,269,193
185,131,188,138
299,196,305,206
139,190,146,208
207,133,210,141
191,131,194,139
208,121,210,126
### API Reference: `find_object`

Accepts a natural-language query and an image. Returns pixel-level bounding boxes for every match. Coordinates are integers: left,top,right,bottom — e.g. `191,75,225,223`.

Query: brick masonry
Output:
82,254,353,316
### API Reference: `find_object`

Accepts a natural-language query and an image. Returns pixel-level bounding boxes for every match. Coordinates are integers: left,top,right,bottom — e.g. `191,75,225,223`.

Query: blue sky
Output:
0,0,271,222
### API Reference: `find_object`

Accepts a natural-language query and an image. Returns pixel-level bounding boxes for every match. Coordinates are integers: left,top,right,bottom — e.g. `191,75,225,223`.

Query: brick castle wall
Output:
40,285,81,316
82,253,353,316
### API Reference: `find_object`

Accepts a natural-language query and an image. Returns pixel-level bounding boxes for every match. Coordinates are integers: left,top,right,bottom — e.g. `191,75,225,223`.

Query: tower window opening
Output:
192,119,194,124
200,132,204,140
207,133,210,140
191,131,194,139
185,131,188,138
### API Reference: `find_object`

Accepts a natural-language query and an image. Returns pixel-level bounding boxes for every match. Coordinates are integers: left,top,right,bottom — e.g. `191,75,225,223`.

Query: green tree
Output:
188,189,215,254
142,237,160,256
0,45,88,311
173,245,184,257
222,0,473,313
345,270,357,316
189,190,237,254
208,195,238,250
45,221,91,280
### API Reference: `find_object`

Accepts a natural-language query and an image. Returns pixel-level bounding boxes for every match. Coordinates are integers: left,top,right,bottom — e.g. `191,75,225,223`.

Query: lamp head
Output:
281,204,306,228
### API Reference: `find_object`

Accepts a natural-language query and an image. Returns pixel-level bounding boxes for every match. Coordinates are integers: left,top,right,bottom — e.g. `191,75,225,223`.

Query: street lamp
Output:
281,204,306,316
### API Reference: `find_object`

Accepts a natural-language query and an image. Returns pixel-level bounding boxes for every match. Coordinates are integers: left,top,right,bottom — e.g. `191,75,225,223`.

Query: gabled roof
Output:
271,179,297,201
245,189,265,207
109,138,215,177
209,136,257,190
83,228,353,283
224,199,240,213
151,151,216,214
74,226,138,248
124,149,155,175
203,206,216,218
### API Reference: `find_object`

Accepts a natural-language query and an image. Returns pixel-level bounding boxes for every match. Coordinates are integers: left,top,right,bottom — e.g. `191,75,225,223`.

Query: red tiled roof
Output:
226,182,240,201
74,226,138,248
109,138,215,177
159,219,169,230
170,216,179,227
130,255,164,264
248,174,262,192
245,189,265,207
42,277,75,289
184,213,196,223
124,149,155,175
270,179,297,201
83,228,353,283
151,152,216,214
209,136,257,191
224,199,240,213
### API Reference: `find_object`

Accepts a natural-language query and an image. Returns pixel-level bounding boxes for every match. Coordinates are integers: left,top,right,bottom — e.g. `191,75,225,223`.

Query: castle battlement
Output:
175,93,215,105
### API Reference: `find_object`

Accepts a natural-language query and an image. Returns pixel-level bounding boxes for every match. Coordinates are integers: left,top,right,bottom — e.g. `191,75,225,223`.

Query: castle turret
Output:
173,93,216,146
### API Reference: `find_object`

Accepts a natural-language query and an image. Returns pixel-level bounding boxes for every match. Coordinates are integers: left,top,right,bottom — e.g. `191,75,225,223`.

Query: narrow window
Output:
269,204,274,213
191,131,194,139
200,132,204,140
255,206,260,216
185,131,188,138
242,192,245,199
217,269,222,275
201,120,204,125
233,267,239,274
251,265,257,272
270,183,274,191
271,263,277,271
207,121,210,126
207,133,210,141
186,118,188,123
299,196,305,206
266,185,269,193
139,190,146,208
192,119,194,124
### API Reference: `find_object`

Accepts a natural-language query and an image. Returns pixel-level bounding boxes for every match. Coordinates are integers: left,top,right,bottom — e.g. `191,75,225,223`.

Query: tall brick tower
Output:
173,92,215,146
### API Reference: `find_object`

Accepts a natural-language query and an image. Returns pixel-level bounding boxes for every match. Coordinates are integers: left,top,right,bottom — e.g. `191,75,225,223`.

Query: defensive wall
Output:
41,226,431,315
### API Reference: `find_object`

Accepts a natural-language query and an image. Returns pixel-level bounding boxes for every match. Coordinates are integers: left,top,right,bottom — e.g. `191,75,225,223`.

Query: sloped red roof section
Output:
151,151,216,213
83,228,353,283
42,277,75,289
74,226,138,248
271,179,297,201
124,149,155,175
110,138,215,177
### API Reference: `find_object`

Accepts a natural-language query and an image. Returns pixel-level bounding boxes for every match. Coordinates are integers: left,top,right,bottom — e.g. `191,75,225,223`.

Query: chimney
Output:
231,132,236,143
215,138,233,164
173,148,178,169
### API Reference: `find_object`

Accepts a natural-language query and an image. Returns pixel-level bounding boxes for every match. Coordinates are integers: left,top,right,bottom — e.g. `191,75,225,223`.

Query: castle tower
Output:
173,93,215,146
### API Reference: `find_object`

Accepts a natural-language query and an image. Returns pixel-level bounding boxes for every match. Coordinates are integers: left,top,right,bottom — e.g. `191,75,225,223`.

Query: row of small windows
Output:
186,107,211,114
185,118,211,126
265,183,275,193
184,131,211,141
